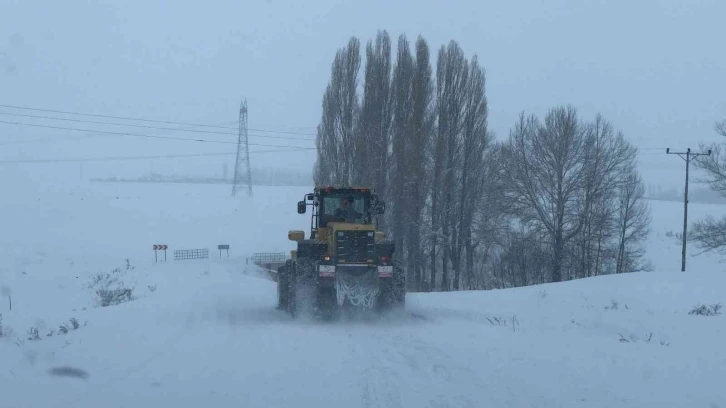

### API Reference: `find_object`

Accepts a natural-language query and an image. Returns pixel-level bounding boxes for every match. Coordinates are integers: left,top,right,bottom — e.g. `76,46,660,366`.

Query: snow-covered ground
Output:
1,176,725,407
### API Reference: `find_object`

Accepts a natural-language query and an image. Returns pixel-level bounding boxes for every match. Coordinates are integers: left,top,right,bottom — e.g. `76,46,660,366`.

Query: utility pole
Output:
232,99,252,197
666,147,711,271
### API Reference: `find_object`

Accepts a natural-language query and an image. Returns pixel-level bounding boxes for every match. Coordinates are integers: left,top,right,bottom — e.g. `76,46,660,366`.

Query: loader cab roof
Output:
315,186,371,195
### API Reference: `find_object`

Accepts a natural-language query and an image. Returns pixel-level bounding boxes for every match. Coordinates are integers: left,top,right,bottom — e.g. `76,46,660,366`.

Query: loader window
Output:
321,195,368,225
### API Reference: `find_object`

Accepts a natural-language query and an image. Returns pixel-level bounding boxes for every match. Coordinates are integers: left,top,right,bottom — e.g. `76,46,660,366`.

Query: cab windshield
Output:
321,194,368,225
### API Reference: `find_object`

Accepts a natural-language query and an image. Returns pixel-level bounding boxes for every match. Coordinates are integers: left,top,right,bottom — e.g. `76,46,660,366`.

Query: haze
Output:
1,0,724,188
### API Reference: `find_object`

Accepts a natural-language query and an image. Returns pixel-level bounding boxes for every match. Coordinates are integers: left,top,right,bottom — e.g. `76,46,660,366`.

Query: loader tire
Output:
378,262,405,314
288,257,316,319
277,261,291,310
314,286,339,321
288,271,297,318
393,262,406,306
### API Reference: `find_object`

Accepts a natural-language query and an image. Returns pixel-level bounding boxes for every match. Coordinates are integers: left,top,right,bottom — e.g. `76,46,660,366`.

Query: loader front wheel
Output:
277,261,290,310
287,264,297,318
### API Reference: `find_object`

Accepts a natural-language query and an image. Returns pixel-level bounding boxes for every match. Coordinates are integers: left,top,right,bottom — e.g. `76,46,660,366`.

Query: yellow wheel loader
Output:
276,187,405,319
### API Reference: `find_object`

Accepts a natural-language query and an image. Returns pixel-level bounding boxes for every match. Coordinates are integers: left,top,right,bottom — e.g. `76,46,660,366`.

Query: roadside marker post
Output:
153,244,168,262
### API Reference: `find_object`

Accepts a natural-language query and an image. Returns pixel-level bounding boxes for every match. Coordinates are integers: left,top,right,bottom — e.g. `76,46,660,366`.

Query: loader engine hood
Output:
325,223,380,308
328,223,376,262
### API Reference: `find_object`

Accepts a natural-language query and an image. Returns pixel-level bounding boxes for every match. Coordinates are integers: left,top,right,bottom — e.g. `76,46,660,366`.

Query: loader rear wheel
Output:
288,271,297,318
287,260,305,318
393,263,406,306
287,258,316,319
314,287,339,321
377,262,405,314
277,261,290,310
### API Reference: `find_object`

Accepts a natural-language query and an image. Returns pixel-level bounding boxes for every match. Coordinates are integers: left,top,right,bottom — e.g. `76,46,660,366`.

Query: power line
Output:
0,135,96,145
0,103,317,136
0,111,316,141
0,148,314,164
0,120,315,149
0,152,234,164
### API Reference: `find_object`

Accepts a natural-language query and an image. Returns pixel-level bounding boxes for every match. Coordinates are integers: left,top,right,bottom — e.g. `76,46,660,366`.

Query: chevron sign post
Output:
153,244,168,262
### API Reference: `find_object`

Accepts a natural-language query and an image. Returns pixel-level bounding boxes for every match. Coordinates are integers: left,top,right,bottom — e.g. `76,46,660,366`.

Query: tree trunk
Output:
441,237,450,291
552,227,563,282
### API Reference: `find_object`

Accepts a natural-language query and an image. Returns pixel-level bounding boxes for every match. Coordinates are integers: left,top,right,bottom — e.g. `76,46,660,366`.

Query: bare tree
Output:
315,32,653,291
585,191,617,277
406,35,435,291
386,34,437,293
426,46,447,291
434,40,469,291
357,30,392,198
314,37,361,186
615,167,651,273
575,115,637,278
469,142,512,289
690,214,726,255
717,120,726,138
314,85,338,186
454,55,489,290
389,34,414,275
502,106,587,282
694,121,726,195
690,119,726,254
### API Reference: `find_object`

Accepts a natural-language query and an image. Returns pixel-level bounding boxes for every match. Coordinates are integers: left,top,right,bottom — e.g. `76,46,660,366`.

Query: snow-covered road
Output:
43,268,492,408
4,261,719,408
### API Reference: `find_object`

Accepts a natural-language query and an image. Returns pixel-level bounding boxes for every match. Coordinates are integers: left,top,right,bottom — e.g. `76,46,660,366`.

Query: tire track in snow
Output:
381,333,481,408
351,328,404,408
349,325,481,408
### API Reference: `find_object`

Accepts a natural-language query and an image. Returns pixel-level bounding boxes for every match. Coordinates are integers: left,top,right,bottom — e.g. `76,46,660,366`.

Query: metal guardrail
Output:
174,249,209,260
251,252,287,265
251,252,287,282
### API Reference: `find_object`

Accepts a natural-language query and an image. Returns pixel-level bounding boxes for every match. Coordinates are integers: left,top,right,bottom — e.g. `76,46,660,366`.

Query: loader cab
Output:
321,193,368,225
296,187,385,239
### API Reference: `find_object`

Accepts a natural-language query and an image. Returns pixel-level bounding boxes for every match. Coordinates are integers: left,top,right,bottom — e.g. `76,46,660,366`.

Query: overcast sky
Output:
1,0,724,189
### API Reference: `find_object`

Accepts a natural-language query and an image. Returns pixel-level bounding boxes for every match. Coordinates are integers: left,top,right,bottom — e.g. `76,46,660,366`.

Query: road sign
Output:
218,244,230,258
153,244,168,262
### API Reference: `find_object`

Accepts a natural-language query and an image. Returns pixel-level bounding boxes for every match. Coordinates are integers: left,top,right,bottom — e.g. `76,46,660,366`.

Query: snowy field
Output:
1,175,725,408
